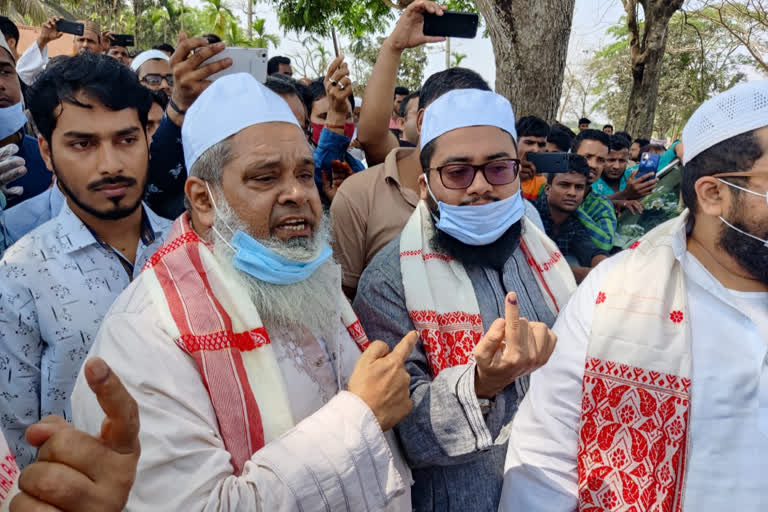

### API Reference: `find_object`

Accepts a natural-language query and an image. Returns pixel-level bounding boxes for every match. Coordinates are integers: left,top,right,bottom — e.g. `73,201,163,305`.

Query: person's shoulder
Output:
337,160,387,194
359,236,402,286
0,212,60,265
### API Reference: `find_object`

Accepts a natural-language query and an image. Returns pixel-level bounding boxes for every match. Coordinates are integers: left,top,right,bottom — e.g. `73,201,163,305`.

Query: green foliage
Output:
348,35,427,91
590,11,747,138
268,0,394,39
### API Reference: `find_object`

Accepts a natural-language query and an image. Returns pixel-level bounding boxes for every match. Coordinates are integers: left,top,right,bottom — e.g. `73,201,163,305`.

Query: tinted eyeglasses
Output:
428,159,521,190
141,74,174,86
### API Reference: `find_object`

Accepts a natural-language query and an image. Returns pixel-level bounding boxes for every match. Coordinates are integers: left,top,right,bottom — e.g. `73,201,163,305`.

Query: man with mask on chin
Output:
72,74,415,511
501,81,768,512
0,53,170,469
353,88,577,511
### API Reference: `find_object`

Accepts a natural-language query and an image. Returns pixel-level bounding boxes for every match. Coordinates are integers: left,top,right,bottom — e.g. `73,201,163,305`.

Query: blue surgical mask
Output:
426,180,525,246
206,183,333,285
718,179,768,248
0,102,27,140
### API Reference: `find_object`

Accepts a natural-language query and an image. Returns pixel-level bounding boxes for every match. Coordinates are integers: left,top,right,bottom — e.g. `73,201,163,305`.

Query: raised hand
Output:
473,292,557,399
324,56,354,120
386,0,446,53
11,358,140,512
0,144,26,199
37,17,63,48
623,169,658,199
348,331,419,431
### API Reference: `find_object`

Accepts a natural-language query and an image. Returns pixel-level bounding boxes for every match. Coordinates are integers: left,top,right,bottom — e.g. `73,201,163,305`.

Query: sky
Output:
192,0,626,90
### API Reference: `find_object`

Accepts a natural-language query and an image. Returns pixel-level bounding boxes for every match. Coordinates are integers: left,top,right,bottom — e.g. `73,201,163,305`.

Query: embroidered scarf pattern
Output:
399,201,576,377
143,213,369,475
578,213,692,512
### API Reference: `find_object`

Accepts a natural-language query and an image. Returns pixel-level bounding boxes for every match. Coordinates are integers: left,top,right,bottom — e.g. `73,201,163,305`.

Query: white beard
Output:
210,195,341,342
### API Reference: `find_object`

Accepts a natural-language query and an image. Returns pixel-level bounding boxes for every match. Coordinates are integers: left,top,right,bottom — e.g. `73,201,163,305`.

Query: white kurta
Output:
500,242,768,511
16,42,48,85
71,264,412,512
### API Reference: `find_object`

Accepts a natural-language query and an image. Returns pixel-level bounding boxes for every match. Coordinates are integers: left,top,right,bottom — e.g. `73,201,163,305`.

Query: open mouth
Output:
274,217,313,237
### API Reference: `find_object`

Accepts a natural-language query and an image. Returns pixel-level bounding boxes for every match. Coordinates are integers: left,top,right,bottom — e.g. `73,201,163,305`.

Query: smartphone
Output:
423,11,479,39
201,48,268,83
637,152,660,179
55,19,84,36
527,152,570,174
110,34,135,47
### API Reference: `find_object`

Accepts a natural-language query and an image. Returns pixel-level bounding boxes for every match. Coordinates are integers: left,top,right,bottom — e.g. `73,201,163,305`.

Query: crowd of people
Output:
0,1,765,511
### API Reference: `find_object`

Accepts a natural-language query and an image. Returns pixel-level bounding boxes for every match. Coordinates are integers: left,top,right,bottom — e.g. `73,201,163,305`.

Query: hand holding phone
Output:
200,47,268,83
55,19,84,36
386,0,447,53
637,152,660,179
526,152,570,174
38,17,64,47
423,11,479,38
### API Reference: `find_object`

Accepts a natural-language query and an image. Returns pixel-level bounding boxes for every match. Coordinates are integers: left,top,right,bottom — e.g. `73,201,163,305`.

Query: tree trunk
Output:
475,0,576,123
445,37,450,69
622,0,684,138
247,0,253,41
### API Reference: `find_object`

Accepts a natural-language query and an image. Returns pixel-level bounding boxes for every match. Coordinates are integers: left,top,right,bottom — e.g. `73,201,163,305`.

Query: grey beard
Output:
210,195,341,342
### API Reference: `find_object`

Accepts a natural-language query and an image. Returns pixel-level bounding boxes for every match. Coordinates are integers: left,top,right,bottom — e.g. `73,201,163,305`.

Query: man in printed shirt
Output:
0,53,170,468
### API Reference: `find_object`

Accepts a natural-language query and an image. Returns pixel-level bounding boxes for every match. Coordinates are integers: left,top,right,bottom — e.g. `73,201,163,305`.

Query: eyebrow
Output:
244,155,315,169
62,126,141,138
439,151,512,164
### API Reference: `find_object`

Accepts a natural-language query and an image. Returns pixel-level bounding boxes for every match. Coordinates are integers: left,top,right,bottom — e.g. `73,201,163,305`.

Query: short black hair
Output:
547,154,591,184
307,77,354,114
267,55,291,75
0,16,19,44
640,143,667,154
603,124,613,130
28,53,152,143
547,126,574,152
578,117,591,125
201,33,222,44
419,67,491,111
633,137,650,147
398,90,420,118
265,74,300,97
516,116,550,138
152,43,175,54
149,88,168,109
551,122,575,138
682,130,763,225
614,130,632,143
394,86,409,98
609,134,631,152
572,129,610,153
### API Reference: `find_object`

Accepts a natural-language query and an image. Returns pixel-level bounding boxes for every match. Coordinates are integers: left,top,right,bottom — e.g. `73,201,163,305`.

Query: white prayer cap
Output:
682,80,768,165
420,88,517,149
0,33,14,62
130,50,169,72
183,73,301,172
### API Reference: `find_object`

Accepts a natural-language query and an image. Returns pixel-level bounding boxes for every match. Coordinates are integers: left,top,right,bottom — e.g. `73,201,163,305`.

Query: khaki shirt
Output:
331,147,420,295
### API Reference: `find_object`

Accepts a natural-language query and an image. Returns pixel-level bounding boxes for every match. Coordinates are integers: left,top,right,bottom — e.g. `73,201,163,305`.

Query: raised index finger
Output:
504,292,521,345
388,330,419,365
84,357,140,455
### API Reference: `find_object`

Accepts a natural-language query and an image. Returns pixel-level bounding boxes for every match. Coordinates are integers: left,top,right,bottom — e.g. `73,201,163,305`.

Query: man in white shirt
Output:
71,73,415,511
16,17,101,85
501,81,768,511
0,52,170,468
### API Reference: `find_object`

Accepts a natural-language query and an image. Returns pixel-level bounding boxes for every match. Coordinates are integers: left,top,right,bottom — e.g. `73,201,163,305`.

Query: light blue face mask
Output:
206,183,333,285
426,180,525,246
0,102,27,140
718,179,768,248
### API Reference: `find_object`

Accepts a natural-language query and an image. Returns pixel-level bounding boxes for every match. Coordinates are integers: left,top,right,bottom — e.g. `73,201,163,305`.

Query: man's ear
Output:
185,177,215,231
418,173,429,201
416,108,425,136
38,136,53,171
694,176,728,218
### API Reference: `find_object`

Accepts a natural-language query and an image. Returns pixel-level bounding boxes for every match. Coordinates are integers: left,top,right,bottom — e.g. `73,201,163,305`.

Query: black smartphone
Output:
110,34,135,47
423,11,479,39
55,19,84,36
527,152,570,174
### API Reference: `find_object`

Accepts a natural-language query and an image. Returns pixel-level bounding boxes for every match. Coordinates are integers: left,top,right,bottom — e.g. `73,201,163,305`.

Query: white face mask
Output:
718,178,768,247
0,102,27,140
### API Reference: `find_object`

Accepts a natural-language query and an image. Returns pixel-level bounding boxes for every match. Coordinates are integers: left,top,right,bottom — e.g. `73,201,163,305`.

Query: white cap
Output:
0,33,14,63
682,80,768,164
182,73,301,171
130,50,169,72
420,89,517,149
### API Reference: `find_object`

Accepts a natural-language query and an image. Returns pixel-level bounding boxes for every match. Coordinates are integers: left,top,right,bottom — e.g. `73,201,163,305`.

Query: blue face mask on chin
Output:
0,102,27,140
426,180,525,246
206,184,333,285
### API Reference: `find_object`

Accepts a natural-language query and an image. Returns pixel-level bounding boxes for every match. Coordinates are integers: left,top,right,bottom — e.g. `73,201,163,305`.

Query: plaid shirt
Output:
534,194,609,267
576,190,617,251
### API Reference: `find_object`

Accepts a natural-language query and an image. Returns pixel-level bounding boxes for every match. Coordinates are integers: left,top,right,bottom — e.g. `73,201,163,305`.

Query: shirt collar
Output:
383,147,417,185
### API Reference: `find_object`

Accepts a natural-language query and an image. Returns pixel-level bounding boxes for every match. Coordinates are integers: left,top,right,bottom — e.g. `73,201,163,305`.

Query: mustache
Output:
87,175,137,191
461,195,501,206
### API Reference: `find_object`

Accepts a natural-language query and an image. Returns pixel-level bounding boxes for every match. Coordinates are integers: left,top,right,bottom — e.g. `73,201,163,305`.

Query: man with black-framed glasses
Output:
353,88,577,511
131,49,173,98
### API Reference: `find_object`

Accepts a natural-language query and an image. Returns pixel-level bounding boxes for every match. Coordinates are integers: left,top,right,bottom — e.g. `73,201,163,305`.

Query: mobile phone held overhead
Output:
55,19,84,36
110,34,135,48
201,48,269,83
423,11,479,39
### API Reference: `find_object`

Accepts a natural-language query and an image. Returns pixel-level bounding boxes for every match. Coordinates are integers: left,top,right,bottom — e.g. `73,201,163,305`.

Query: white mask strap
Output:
718,178,768,204
719,216,768,245
204,182,236,252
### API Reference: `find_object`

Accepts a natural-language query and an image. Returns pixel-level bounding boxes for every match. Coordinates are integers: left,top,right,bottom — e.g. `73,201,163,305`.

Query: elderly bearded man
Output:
353,88,577,511
72,74,415,511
